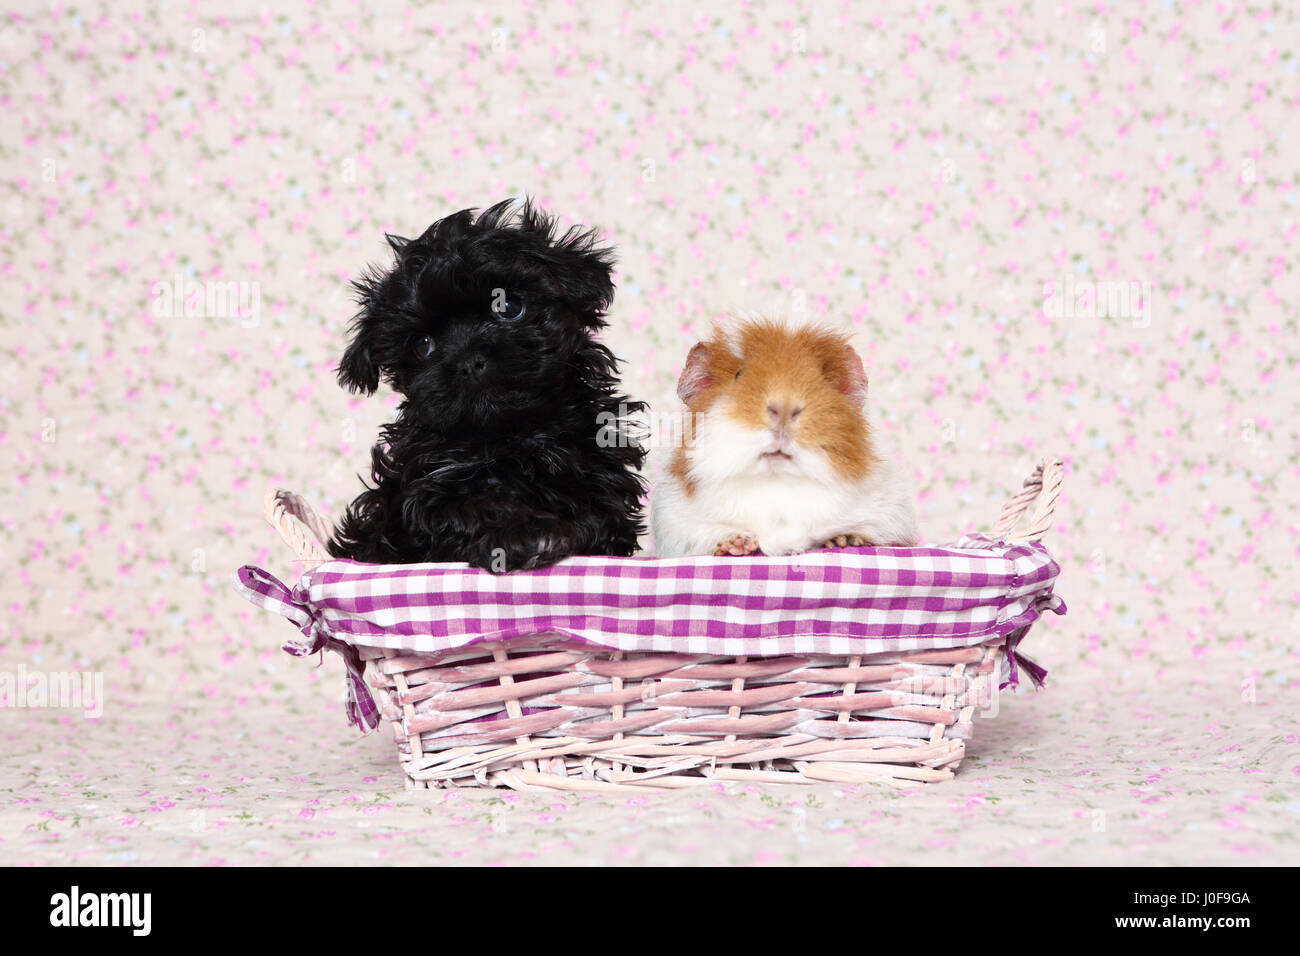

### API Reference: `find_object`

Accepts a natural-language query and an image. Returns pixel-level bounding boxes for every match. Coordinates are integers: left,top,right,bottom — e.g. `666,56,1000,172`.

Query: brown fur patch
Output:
673,317,877,484
668,435,695,496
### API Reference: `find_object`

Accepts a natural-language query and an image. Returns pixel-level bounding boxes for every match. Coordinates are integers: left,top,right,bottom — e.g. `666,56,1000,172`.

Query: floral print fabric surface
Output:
1,1,1295,865
3,668,1293,866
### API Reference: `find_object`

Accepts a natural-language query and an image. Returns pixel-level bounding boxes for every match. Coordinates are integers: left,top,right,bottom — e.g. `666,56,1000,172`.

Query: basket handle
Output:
988,456,1063,543
265,488,333,567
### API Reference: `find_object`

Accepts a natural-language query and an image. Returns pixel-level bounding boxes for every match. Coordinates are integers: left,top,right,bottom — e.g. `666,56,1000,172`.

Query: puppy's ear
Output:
553,233,617,316
385,233,410,254
337,268,385,394
338,328,380,394
517,198,617,317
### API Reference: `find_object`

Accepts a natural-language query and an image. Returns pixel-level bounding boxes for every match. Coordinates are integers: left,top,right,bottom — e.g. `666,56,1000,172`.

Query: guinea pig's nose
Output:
457,352,489,380
767,402,803,427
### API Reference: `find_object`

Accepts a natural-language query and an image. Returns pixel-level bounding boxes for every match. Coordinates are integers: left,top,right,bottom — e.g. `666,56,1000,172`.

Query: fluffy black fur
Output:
328,198,647,571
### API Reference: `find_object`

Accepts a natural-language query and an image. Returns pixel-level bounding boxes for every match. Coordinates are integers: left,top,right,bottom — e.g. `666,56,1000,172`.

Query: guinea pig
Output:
651,316,919,557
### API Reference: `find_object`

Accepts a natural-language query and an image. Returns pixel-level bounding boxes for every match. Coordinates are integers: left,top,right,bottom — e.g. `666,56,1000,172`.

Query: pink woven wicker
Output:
260,458,1063,791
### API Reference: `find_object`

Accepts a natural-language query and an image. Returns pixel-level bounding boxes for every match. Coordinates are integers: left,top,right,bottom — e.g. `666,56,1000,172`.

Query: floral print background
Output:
1,1,1296,865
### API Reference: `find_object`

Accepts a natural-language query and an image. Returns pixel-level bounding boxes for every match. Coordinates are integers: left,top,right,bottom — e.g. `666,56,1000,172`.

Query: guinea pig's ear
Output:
841,346,869,407
676,342,713,404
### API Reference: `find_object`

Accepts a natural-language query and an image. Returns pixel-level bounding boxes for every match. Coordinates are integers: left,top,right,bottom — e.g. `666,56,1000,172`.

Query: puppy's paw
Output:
821,533,872,549
466,528,579,573
517,534,575,572
713,533,760,556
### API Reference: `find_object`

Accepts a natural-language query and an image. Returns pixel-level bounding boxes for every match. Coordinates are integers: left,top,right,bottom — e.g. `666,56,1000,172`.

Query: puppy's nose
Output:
457,352,489,380
767,400,803,429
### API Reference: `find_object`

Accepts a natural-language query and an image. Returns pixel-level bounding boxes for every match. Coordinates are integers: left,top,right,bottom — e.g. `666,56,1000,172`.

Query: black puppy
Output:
328,199,646,571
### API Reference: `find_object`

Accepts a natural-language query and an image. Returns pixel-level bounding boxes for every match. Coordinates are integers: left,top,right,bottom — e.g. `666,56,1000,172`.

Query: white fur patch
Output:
651,416,918,557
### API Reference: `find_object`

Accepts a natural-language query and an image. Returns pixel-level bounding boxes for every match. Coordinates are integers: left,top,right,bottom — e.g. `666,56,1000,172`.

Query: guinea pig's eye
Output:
414,335,435,359
734,367,744,380
490,291,526,321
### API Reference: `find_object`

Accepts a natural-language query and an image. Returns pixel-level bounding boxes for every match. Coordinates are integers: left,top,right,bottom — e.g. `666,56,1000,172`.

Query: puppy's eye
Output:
490,291,526,321
414,335,435,359
735,367,744,380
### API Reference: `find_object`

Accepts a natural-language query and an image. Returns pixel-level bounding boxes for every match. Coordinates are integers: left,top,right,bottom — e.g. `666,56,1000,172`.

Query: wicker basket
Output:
261,458,1063,792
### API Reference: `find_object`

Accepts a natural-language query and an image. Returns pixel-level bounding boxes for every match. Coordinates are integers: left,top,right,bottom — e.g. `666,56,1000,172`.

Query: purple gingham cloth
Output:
234,535,1065,731
235,566,380,731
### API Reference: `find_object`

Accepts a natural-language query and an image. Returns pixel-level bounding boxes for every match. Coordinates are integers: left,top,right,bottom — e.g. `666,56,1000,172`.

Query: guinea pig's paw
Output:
821,533,872,549
713,533,760,556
